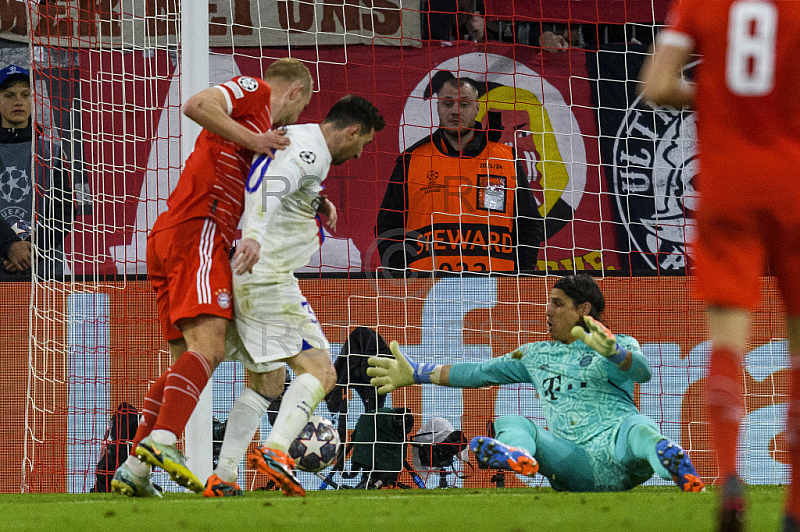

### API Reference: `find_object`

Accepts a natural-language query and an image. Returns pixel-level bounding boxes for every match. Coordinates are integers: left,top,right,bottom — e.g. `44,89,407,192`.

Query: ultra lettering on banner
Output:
0,0,420,47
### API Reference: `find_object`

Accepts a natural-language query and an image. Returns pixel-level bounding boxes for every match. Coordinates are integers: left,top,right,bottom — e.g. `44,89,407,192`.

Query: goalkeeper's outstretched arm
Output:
366,341,453,395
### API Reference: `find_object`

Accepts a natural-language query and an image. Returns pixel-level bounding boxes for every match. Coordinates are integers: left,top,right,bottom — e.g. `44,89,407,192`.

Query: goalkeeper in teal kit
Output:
367,274,705,492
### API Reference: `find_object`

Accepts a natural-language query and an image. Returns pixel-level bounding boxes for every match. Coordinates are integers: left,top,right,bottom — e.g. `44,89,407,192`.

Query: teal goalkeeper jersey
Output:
448,335,651,445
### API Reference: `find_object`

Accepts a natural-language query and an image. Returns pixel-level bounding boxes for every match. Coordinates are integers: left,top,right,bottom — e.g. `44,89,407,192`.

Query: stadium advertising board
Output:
12,277,790,492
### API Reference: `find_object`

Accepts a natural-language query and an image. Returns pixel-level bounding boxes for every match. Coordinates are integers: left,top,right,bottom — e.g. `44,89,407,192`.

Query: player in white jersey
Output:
203,95,385,498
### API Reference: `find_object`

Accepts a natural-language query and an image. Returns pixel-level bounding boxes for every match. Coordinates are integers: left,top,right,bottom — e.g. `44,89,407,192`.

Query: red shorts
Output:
693,207,800,314
147,218,233,341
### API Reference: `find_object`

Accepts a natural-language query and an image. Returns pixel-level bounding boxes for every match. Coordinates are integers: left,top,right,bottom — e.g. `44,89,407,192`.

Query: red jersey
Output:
662,0,800,211
152,76,273,246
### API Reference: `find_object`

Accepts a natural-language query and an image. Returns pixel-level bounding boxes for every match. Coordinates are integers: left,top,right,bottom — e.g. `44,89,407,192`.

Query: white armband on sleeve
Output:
214,85,234,116
658,29,694,50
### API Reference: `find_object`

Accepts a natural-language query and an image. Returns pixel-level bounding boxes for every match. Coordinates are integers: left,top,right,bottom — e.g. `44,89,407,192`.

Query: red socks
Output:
785,366,800,520
706,347,745,479
131,371,167,450
152,351,212,437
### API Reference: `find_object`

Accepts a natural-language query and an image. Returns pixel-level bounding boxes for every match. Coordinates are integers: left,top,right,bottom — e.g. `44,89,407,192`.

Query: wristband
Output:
405,355,437,384
607,343,627,364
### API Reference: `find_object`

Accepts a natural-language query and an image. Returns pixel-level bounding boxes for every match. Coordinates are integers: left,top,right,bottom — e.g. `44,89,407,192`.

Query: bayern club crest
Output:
216,289,231,309
611,92,699,271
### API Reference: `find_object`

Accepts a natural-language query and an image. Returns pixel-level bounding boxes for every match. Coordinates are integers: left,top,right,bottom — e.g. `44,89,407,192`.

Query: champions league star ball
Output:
288,415,341,472
0,166,31,204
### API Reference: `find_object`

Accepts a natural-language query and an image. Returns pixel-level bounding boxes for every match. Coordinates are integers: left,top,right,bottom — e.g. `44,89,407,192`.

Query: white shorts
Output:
226,273,330,373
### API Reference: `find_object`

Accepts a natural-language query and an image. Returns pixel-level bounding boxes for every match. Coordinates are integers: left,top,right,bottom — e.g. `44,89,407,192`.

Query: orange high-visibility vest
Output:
403,138,519,272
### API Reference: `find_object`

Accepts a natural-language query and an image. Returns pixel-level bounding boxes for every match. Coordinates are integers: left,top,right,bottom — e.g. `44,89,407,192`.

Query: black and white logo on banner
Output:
610,96,698,271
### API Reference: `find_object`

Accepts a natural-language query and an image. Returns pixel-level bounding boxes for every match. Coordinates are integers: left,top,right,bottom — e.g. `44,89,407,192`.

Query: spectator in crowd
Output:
488,20,653,52
535,23,653,52
422,0,488,42
376,76,542,273
0,64,72,276
538,23,585,51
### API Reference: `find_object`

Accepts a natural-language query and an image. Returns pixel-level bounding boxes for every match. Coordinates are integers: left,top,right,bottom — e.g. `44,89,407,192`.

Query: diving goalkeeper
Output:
367,274,705,492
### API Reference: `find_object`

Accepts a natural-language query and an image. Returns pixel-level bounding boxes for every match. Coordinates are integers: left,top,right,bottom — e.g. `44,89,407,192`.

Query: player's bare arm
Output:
233,237,261,275
640,42,695,109
316,196,337,232
183,87,290,156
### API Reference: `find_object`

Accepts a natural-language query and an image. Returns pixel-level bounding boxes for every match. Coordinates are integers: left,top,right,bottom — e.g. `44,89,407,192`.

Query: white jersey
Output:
241,123,332,276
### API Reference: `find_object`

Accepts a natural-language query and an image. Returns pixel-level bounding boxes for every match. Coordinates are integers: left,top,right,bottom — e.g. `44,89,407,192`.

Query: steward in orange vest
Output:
377,123,542,273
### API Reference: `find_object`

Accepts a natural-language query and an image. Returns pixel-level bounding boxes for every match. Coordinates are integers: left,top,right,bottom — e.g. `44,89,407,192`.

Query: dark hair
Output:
552,274,605,321
0,75,29,92
440,77,479,98
322,95,385,133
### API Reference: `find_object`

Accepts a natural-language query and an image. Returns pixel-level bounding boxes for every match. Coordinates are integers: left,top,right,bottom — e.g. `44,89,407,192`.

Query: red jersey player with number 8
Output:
641,2,800,531
110,58,314,498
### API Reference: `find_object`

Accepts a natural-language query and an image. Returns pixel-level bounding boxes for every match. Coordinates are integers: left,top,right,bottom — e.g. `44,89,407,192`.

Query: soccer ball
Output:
288,415,340,472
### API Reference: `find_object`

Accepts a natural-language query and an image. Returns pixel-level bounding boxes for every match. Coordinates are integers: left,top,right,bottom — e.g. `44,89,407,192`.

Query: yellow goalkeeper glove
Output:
570,316,628,364
367,341,437,395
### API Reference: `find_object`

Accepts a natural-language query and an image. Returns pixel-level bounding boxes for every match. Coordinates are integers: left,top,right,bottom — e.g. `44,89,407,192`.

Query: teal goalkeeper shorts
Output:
494,415,656,492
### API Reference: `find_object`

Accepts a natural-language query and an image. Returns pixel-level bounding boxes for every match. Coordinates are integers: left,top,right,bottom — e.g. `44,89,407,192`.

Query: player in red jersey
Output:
111,58,314,497
641,2,800,530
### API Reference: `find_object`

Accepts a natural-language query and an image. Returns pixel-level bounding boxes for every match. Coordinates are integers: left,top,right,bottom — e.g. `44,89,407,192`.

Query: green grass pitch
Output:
1,485,785,531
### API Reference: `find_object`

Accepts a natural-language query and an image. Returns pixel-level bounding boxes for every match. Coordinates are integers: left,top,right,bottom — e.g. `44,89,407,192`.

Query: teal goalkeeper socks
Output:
626,423,671,480
493,416,538,456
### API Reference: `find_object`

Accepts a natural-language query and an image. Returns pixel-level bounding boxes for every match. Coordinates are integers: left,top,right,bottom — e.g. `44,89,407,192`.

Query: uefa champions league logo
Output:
611,93,699,271
0,166,31,205
0,166,34,240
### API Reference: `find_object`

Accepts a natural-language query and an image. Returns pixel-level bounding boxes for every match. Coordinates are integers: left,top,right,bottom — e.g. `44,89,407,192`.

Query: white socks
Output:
150,429,177,446
124,454,150,477
214,387,271,483
265,373,325,453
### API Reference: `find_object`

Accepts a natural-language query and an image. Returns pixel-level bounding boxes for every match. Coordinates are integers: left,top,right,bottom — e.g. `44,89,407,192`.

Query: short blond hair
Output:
264,58,313,94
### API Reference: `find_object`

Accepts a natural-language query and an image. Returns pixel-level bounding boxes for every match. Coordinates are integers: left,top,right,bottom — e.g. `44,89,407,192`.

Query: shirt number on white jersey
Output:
301,301,319,325
726,0,777,96
246,154,272,193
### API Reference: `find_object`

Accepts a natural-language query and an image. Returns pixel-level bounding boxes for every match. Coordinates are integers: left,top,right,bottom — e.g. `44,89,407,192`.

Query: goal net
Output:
5,0,789,493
